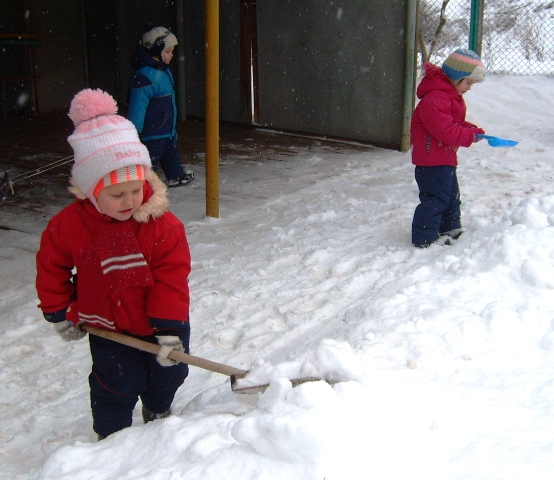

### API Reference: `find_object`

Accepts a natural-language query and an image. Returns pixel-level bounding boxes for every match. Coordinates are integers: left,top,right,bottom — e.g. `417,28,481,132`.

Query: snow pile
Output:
1,74,554,479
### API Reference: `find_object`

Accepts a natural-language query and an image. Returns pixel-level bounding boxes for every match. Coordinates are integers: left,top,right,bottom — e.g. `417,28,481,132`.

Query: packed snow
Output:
1,74,554,480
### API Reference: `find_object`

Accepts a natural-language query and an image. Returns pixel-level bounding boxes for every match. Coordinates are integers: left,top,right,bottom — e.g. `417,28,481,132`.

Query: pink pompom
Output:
68,89,118,127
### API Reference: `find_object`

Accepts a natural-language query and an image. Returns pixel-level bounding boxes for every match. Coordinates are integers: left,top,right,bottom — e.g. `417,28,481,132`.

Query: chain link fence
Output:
419,0,554,75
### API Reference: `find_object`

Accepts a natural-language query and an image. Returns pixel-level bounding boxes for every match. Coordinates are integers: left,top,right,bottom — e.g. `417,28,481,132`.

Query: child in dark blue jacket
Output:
128,23,194,188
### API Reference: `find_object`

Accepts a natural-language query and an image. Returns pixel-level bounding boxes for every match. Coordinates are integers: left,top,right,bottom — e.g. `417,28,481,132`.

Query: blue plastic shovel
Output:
477,134,519,148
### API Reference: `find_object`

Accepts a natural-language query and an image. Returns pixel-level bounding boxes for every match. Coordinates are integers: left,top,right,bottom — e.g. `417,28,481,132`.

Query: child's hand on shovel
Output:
53,320,87,342
474,128,486,142
154,331,185,367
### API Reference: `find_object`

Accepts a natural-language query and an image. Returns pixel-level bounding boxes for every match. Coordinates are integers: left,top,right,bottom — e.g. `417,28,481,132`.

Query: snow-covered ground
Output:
1,74,554,480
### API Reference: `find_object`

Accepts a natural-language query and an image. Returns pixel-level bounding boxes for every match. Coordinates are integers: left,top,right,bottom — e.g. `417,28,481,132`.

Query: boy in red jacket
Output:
36,89,191,439
410,49,486,248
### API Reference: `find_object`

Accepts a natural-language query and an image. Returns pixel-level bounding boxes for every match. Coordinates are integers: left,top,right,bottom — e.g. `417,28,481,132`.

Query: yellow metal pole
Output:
205,0,220,218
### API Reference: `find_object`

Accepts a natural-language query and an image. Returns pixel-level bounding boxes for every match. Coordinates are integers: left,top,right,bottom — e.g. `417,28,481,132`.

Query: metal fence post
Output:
469,0,484,55
401,0,418,153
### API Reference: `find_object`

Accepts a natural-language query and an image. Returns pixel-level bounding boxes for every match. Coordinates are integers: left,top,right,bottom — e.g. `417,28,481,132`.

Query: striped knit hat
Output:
442,49,486,83
67,89,151,211
93,164,146,198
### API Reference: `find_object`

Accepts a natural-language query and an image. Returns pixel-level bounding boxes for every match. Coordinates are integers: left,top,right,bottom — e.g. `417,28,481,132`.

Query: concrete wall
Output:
256,0,410,148
10,0,176,114
183,0,412,148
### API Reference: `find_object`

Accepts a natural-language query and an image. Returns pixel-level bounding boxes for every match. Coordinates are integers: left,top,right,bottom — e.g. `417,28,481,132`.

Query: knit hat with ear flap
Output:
442,49,487,83
141,23,178,60
67,88,151,212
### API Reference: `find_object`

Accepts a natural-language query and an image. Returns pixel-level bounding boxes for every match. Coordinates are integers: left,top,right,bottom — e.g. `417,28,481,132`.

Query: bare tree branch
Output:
416,0,450,66
428,0,450,59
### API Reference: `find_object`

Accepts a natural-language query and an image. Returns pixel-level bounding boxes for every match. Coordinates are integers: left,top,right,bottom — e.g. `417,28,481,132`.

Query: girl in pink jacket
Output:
36,89,191,439
410,49,486,247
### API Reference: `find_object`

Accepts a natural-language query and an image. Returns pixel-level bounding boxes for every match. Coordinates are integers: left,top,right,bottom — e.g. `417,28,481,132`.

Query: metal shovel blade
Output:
230,373,328,394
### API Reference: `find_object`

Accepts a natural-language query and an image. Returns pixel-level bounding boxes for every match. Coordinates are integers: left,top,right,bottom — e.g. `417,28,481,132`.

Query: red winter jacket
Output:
411,63,481,167
36,171,191,336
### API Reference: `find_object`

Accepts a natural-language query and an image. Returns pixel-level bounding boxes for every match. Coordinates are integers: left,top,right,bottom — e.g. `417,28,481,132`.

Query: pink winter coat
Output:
36,171,191,336
411,63,481,167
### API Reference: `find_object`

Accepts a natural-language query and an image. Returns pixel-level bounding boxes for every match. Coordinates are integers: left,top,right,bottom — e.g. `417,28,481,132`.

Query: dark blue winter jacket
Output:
127,44,177,142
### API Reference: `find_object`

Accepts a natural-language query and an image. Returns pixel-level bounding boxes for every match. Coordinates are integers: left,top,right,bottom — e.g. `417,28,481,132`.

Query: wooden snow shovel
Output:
83,326,322,394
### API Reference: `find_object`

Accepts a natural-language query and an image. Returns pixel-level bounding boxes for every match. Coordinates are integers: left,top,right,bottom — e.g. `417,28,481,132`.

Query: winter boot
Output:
440,228,464,240
414,236,452,248
142,406,172,424
166,170,195,188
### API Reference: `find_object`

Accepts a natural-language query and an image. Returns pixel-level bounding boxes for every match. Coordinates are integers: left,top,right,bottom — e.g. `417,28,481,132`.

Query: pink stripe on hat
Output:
448,51,484,66
93,165,145,198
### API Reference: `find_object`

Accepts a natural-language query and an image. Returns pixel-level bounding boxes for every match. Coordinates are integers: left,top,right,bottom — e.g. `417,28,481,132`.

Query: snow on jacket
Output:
36,171,191,336
127,44,177,142
411,63,480,167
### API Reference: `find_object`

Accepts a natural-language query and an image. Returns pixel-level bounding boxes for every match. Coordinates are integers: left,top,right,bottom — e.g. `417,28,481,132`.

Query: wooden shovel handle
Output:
82,325,247,377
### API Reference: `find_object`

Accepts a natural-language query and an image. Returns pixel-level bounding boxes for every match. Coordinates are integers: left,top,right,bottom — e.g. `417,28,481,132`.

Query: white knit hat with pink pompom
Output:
67,88,151,210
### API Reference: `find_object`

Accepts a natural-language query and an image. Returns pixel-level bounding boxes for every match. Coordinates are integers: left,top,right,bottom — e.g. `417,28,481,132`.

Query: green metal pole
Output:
469,0,483,54
401,0,418,153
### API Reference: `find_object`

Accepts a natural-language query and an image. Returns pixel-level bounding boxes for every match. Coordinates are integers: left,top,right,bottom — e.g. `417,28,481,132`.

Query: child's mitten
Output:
54,320,87,342
474,127,486,142
154,331,184,367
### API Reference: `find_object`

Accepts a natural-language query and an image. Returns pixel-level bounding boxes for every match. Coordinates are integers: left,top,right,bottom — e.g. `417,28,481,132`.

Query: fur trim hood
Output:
68,169,170,223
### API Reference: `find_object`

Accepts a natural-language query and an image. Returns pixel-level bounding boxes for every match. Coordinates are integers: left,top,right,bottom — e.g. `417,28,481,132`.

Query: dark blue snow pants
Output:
88,328,189,438
412,166,461,247
144,135,184,182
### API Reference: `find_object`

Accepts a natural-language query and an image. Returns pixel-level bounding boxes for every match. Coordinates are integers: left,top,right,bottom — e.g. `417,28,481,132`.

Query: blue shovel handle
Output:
477,134,519,148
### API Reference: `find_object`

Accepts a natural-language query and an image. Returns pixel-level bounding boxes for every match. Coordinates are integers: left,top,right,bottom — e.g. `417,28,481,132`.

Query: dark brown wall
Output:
0,1,86,114
183,0,241,122
1,0,177,114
